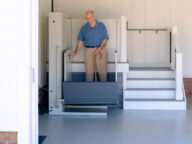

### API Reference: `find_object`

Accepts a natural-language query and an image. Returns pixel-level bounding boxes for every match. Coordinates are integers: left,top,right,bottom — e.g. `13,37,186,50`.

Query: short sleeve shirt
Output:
77,21,109,47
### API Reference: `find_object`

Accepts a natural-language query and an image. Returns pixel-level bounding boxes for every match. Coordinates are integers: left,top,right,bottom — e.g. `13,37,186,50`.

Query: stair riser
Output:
127,71,175,78
127,80,175,88
123,101,186,110
124,91,175,99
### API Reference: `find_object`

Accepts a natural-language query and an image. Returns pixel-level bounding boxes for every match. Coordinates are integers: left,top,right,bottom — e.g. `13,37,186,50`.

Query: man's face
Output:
86,13,95,24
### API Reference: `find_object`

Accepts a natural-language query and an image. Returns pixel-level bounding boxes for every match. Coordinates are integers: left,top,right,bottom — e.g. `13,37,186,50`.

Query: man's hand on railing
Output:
69,40,82,57
69,51,78,57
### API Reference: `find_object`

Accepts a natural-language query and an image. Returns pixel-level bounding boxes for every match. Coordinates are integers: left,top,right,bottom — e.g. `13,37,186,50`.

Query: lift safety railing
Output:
53,48,71,109
63,49,118,82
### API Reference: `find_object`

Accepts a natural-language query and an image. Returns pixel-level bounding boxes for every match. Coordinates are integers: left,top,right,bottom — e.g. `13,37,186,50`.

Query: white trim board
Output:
183,75,192,78
124,100,186,110
16,0,39,143
72,62,129,72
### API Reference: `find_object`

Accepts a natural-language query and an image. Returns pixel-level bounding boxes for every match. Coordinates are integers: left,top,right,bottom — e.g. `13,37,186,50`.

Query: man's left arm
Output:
94,39,108,56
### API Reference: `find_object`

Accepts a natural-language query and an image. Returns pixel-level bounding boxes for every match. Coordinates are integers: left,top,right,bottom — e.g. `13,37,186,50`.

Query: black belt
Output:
85,45,100,48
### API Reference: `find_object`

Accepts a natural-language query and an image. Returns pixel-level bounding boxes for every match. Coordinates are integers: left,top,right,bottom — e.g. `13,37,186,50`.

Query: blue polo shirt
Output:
77,21,109,47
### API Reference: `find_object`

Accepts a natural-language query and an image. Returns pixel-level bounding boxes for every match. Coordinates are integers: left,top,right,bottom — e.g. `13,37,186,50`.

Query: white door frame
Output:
17,0,39,143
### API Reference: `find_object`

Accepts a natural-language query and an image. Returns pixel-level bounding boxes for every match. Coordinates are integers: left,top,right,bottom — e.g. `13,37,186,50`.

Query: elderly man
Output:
70,10,109,82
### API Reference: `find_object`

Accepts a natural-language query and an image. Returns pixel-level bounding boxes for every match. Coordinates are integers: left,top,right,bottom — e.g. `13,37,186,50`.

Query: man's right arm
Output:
69,40,83,57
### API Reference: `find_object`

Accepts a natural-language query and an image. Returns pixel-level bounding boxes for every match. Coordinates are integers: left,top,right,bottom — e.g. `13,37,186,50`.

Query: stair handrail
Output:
172,26,183,100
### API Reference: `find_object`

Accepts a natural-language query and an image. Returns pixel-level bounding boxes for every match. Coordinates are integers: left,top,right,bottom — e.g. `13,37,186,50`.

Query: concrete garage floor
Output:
39,98,192,144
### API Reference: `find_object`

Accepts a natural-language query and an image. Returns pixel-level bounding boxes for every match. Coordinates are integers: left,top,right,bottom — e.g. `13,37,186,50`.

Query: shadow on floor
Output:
39,136,47,144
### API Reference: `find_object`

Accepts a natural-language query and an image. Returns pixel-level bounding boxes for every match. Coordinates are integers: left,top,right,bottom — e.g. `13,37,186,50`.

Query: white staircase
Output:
122,26,186,110
123,67,186,110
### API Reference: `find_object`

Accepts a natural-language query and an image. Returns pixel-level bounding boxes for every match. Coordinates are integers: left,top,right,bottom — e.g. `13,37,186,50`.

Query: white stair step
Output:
124,88,175,99
127,78,175,88
127,69,175,78
123,99,186,110
129,67,171,71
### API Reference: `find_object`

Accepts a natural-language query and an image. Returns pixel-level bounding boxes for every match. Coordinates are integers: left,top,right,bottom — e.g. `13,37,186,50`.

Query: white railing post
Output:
120,16,127,62
172,26,183,100
176,52,183,100
121,16,128,109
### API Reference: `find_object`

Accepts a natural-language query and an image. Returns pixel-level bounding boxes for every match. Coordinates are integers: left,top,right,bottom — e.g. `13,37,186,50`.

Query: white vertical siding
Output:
39,0,51,87
52,0,192,76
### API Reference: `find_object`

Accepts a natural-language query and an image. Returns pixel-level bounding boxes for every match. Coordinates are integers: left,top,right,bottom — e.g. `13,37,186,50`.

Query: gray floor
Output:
39,98,192,144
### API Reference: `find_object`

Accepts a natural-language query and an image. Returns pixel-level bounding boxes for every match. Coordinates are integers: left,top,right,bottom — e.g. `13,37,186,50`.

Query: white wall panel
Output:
82,0,96,14
144,32,158,67
55,0,84,18
131,32,145,67
71,19,86,62
144,0,158,28
94,0,120,18
39,0,51,86
128,0,145,66
100,19,117,62
183,0,192,77
156,31,170,66
0,0,18,117
132,0,145,28
157,0,170,27
53,0,192,75
120,0,133,22
170,0,184,51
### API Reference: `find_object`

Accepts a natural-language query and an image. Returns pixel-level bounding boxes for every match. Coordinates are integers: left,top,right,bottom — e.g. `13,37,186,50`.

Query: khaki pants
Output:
84,47,107,82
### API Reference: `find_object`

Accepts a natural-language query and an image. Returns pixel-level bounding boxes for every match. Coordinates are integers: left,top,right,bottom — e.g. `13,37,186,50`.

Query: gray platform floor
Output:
39,98,192,144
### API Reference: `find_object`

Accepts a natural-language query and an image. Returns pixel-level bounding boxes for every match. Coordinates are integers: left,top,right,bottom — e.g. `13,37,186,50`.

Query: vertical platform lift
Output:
62,49,119,116
48,13,129,116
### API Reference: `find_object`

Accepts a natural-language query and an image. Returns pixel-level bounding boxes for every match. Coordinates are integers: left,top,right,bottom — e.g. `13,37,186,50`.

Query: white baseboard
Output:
123,99,186,110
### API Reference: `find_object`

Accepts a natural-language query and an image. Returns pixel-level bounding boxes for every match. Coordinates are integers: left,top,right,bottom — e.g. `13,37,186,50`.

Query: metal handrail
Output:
126,21,168,33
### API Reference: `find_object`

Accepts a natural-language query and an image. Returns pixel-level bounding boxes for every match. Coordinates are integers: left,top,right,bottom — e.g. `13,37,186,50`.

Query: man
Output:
69,10,109,81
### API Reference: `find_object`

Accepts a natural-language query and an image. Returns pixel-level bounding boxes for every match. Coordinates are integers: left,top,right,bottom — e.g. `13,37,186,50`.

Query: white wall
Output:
0,1,37,143
183,0,192,77
0,0,18,131
39,0,51,87
52,0,192,77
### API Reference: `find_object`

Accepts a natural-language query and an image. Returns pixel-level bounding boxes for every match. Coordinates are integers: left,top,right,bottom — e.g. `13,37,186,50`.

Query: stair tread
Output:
129,67,173,71
125,88,175,91
124,99,183,102
127,78,175,80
